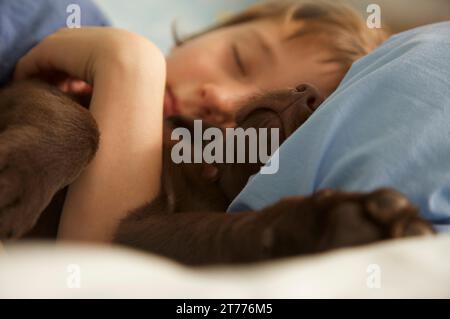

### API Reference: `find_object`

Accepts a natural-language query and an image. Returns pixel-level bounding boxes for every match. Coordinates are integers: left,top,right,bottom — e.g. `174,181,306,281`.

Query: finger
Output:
68,79,92,94
57,77,73,93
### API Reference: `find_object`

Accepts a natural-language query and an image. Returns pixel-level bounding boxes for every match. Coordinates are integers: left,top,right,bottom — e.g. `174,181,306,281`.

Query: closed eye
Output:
232,44,247,76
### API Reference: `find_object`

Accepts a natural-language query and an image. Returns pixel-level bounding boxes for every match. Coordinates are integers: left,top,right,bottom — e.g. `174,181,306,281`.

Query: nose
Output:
199,84,234,125
295,84,323,111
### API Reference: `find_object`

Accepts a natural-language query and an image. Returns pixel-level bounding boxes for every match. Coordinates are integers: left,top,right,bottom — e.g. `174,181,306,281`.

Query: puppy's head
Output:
163,84,325,209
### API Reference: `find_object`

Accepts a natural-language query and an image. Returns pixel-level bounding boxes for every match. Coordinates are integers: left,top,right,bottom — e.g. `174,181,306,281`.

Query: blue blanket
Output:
228,22,450,233
0,0,109,86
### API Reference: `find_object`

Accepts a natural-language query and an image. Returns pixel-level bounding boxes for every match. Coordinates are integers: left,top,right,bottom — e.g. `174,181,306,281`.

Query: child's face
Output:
165,18,342,127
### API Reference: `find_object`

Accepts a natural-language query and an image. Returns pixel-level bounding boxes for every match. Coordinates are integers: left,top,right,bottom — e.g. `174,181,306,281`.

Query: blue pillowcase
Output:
0,0,109,86
228,22,450,233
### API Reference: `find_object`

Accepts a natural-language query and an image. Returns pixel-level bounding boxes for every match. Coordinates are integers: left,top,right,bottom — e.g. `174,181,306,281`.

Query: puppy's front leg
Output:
115,188,435,265
114,209,277,265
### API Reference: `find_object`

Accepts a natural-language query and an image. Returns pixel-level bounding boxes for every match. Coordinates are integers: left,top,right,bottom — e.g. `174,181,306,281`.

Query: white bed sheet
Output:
1,235,449,298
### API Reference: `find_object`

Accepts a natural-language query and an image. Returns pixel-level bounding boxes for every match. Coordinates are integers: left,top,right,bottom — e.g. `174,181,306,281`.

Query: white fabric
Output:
1,235,449,298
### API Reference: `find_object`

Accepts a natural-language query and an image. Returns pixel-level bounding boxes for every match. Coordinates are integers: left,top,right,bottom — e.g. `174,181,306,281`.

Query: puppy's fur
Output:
0,81,434,265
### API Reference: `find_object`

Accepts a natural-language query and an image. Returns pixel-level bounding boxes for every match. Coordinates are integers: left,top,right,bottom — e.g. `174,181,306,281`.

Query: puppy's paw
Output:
315,188,434,250
261,188,434,257
364,188,434,237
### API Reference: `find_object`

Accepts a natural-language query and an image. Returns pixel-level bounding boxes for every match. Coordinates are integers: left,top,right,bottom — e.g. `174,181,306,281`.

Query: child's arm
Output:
15,28,166,242
59,52,165,242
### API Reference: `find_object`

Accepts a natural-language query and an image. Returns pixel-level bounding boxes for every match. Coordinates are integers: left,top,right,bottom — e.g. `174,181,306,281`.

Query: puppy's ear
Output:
235,108,285,143
236,106,284,131
235,107,279,127
164,115,222,182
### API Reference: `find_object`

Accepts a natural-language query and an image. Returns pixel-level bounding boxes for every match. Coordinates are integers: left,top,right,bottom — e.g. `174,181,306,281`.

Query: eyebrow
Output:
247,29,275,64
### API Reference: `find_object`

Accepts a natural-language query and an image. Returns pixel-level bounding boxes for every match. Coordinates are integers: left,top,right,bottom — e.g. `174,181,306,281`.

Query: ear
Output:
236,104,276,126
236,108,283,130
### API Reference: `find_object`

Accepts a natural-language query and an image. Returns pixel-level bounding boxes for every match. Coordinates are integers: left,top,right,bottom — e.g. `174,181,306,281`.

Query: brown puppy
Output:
115,87,434,265
0,81,434,265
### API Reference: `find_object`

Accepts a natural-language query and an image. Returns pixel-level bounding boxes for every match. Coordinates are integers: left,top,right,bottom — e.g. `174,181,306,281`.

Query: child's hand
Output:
14,27,164,85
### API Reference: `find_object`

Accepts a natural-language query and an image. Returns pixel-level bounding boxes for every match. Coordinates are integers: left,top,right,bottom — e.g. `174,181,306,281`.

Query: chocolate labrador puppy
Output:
0,80,434,265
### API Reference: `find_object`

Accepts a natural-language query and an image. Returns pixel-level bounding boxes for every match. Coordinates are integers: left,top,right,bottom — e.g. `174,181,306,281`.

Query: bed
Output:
1,235,449,298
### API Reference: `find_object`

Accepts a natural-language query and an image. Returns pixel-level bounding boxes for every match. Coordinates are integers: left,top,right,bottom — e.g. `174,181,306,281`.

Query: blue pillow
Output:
0,0,109,86
228,22,450,233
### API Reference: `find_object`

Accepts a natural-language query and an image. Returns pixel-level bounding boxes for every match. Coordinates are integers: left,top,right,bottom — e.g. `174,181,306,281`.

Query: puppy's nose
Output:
295,84,323,111
295,84,308,92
